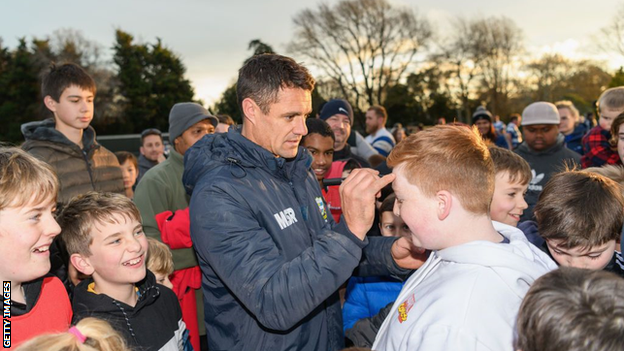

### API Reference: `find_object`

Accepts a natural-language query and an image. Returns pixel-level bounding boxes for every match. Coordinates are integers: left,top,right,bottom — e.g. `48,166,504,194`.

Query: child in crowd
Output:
0,147,73,348
515,101,580,220
523,170,624,276
20,63,124,204
57,192,191,351
115,151,139,199
489,146,531,227
372,125,556,351
556,100,587,155
581,86,624,168
301,118,335,190
342,194,407,332
610,112,624,163
16,317,131,351
146,237,174,289
514,267,624,351
472,106,509,148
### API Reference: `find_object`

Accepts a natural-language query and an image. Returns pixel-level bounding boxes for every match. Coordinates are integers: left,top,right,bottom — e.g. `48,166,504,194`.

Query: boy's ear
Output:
436,190,452,220
43,95,57,112
70,253,95,276
241,98,259,126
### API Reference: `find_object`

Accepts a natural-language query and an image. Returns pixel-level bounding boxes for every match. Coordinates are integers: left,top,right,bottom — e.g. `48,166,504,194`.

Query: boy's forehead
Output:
495,171,528,187
62,84,95,97
303,133,334,148
91,213,141,236
601,108,624,117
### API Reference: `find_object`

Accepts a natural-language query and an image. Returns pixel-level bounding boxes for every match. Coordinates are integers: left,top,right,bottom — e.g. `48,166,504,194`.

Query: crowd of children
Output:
3,58,624,351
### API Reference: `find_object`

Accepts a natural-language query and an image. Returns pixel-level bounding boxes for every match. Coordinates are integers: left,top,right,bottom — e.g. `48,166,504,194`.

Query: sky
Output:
2,0,623,105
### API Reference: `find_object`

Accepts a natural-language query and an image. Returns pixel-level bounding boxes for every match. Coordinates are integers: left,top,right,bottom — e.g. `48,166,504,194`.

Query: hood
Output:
436,221,557,298
516,133,565,156
21,118,98,151
72,269,161,318
183,127,312,196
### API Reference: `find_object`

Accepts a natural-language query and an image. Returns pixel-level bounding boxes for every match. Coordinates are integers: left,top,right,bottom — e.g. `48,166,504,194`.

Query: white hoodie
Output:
372,221,557,351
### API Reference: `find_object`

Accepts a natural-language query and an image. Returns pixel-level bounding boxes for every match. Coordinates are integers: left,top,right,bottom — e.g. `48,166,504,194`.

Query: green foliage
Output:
112,30,195,134
609,67,624,88
0,38,40,144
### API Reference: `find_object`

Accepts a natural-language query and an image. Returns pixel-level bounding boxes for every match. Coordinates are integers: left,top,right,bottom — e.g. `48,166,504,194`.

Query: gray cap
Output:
522,102,560,126
168,103,218,142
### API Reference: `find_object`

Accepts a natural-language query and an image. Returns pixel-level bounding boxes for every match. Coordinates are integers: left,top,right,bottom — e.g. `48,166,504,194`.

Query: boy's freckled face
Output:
302,133,334,182
490,172,528,227
392,166,439,250
83,213,148,291
48,85,94,131
546,239,617,271
0,197,60,284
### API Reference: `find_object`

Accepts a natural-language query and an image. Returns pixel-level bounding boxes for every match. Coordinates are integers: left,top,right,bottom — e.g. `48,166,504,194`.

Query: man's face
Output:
546,239,616,270
618,123,624,162
174,120,215,155
490,172,528,227
140,134,165,162
558,108,576,135
302,133,334,182
247,88,311,158
599,108,624,131
0,196,60,285
78,213,148,296
522,124,559,151
365,110,381,134
325,114,351,151
46,85,94,133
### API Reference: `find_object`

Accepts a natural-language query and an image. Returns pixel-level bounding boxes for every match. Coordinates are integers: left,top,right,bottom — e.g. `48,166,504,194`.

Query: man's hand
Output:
340,169,395,240
391,237,429,270
157,153,167,163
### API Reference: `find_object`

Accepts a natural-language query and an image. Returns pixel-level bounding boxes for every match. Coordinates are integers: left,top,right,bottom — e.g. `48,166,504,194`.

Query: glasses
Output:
141,128,162,138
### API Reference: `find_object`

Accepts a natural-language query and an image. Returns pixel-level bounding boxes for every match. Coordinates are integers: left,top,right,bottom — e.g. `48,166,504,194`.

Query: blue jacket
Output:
183,128,402,351
564,123,588,155
342,276,403,332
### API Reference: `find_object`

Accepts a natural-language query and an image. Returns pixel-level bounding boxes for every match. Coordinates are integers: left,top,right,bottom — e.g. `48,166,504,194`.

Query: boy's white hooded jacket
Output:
373,221,557,351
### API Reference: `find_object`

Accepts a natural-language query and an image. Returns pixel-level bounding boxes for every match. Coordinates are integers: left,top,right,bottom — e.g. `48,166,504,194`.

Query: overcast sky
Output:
2,0,622,105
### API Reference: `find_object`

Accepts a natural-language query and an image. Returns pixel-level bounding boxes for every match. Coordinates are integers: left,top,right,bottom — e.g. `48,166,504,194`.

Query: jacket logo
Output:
397,294,415,323
274,208,298,230
528,169,545,192
315,197,328,221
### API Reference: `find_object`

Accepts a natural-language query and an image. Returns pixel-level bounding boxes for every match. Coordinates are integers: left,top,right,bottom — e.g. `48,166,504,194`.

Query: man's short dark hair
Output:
368,105,388,121
304,118,335,142
140,128,163,145
509,113,521,123
515,267,624,351
236,54,315,115
42,62,96,102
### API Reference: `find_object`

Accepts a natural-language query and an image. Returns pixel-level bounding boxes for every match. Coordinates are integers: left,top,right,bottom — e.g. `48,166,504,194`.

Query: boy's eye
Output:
507,192,516,197
110,239,121,245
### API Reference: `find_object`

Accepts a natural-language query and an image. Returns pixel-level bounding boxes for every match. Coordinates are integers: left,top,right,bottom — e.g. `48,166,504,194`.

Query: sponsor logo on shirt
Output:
274,208,298,230
397,294,416,323
528,169,545,192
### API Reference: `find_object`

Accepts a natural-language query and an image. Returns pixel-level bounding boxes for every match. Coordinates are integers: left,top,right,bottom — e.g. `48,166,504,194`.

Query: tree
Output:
112,30,195,133
598,4,624,58
287,0,432,117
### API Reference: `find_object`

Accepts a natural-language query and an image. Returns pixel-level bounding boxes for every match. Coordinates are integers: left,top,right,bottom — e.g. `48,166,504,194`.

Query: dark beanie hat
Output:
472,106,493,124
319,99,354,125
168,103,218,142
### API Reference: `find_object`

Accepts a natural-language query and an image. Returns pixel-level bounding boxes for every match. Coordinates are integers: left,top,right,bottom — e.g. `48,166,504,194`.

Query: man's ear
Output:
241,98,259,126
43,95,57,112
70,253,95,276
139,146,145,156
436,190,452,220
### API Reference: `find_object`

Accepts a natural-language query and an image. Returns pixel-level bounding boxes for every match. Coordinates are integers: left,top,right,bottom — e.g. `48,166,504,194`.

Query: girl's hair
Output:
16,317,131,351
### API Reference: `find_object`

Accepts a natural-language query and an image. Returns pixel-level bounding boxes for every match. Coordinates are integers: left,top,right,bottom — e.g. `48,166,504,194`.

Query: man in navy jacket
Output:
183,54,422,351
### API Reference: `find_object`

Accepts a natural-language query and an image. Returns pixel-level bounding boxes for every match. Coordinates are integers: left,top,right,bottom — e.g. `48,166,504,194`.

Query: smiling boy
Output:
0,147,72,348
489,146,531,227
21,63,124,204
58,192,190,351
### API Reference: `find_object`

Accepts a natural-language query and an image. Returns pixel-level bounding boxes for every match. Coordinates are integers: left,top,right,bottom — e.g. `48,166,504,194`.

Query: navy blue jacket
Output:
564,123,588,155
183,129,401,351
